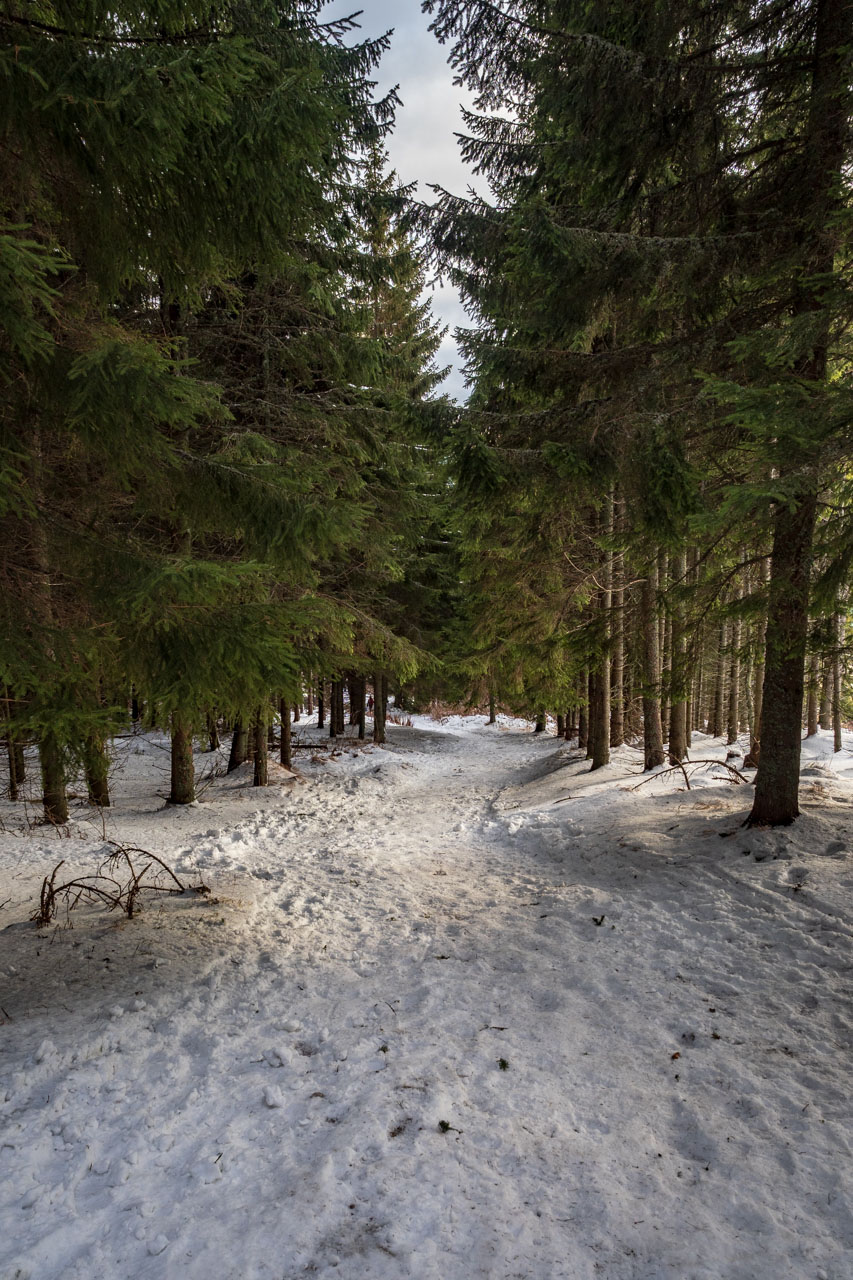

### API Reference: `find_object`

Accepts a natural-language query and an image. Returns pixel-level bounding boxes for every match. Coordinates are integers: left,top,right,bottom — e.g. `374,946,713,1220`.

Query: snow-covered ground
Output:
1,718,851,1280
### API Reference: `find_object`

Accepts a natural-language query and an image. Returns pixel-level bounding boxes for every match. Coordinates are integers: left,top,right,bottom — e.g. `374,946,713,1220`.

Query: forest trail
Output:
1,718,851,1280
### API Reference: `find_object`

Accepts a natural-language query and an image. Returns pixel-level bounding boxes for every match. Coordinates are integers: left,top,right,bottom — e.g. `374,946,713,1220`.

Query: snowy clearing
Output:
1,718,851,1280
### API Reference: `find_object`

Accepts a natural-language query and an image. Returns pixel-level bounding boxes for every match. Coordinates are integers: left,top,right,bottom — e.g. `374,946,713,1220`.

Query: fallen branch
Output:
631,758,750,792
31,842,207,927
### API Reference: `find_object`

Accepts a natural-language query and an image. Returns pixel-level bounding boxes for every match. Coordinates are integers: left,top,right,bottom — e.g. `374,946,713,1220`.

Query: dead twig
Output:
631,758,749,792
31,842,207,927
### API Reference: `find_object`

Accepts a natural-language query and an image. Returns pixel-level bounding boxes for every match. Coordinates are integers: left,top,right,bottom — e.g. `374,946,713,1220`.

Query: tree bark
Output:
639,567,665,770
373,673,387,744
317,683,325,730
253,709,268,787
227,720,248,773
610,498,625,747
711,619,727,738
750,0,852,823
279,697,292,771
591,496,613,770
806,653,820,736
668,550,688,763
577,671,589,750
169,716,195,805
83,734,110,807
748,494,817,825
40,732,68,824
6,736,18,801
356,675,366,740
727,585,742,746
833,604,844,753
488,691,496,725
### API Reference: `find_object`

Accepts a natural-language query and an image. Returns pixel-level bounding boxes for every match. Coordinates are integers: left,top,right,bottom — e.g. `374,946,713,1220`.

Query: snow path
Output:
1,719,851,1279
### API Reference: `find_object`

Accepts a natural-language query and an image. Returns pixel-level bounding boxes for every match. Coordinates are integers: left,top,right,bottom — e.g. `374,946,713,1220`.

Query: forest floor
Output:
0,715,851,1280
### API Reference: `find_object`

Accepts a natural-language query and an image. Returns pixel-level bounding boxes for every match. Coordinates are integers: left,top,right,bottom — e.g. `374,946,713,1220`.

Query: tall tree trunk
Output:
329,680,341,738
577,671,589,751
833,603,844,753
227,720,248,773
207,713,220,752
40,732,68,824
336,680,346,736
488,691,496,725
750,0,851,824
610,498,625,747
727,585,742,746
819,658,832,729
373,673,387,744
746,560,770,765
6,736,18,801
668,550,688,763
591,496,613,770
711,618,727,738
253,708,268,787
640,567,665,770
556,713,565,738
317,683,325,730
356,675,366,740
748,495,817,825
169,716,195,805
83,734,110,807
280,697,292,771
806,652,820,736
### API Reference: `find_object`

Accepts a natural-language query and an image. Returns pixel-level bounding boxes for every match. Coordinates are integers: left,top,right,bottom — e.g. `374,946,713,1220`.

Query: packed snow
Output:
1,716,851,1279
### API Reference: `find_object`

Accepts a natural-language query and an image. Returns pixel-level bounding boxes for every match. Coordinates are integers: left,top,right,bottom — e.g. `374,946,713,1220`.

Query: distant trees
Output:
424,0,853,821
0,1,448,817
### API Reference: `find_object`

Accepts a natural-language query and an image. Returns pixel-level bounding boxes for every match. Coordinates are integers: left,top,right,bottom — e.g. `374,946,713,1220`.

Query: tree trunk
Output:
668,550,688,763
329,680,341,737
356,675,366,740
169,716,195,805
373,673,387,744
819,658,832,729
639,568,665,770
207,713,220,752
610,499,625,747
253,709,268,787
591,498,613,770
748,494,817,825
337,680,346,736
227,720,248,773
488,691,496,725
40,732,68,824
317,683,325,730
83,734,110,807
279,697,292,770
806,653,820,736
577,671,589,751
833,604,844,753
711,619,727,738
727,589,742,747
556,713,565,737
751,0,852,822
6,736,18,801
746,561,770,765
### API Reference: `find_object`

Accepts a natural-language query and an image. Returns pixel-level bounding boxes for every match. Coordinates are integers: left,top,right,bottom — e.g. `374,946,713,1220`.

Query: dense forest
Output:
2,0,852,828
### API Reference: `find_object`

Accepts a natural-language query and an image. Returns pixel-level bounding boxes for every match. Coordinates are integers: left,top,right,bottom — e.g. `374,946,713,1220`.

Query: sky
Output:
319,0,480,400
